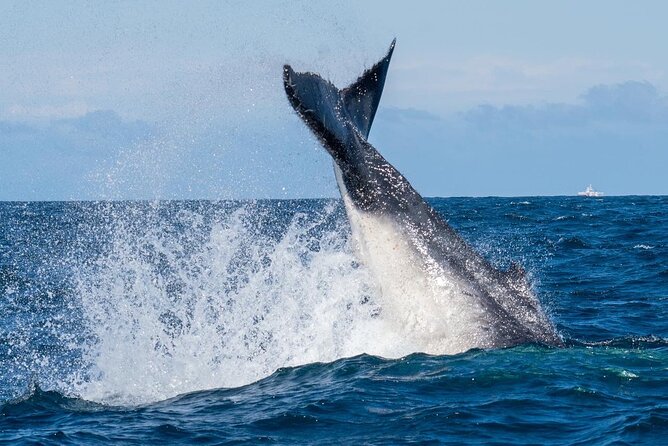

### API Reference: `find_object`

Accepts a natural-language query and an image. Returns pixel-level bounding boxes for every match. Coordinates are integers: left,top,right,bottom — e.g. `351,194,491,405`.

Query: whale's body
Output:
283,41,562,352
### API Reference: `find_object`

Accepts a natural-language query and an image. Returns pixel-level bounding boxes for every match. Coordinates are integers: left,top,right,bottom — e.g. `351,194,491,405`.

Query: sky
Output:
1,0,667,199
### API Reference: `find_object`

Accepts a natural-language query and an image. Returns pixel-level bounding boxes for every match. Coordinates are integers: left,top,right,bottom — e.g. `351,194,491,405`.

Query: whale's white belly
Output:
333,165,494,354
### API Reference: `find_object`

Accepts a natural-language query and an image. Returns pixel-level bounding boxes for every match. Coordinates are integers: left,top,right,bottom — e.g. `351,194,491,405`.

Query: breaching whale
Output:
283,40,563,353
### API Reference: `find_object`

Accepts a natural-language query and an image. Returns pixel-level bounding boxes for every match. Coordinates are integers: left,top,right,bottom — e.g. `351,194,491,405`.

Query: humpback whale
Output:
283,40,563,353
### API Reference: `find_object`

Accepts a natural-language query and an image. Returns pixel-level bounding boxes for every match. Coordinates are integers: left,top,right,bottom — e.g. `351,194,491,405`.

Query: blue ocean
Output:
1,196,667,444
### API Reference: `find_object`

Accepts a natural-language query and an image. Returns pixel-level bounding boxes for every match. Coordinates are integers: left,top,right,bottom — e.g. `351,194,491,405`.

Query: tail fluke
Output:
283,40,395,150
283,64,348,150
341,39,395,138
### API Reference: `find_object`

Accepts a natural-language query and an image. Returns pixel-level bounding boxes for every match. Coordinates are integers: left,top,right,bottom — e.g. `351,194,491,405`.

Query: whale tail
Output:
283,39,395,154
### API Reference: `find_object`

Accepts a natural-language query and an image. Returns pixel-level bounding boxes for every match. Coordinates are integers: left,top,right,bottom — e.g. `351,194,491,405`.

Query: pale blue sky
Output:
1,1,667,199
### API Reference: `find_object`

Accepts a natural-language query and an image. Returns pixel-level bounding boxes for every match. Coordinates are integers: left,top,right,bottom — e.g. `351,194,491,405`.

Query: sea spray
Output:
71,198,537,404
3,197,667,443
72,200,390,404
3,199,550,405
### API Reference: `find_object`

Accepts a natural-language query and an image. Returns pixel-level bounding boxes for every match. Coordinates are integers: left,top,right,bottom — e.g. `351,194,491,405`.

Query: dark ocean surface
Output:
1,196,667,444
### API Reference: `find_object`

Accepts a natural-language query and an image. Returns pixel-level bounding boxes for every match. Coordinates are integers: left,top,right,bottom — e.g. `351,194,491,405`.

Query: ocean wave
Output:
2,196,668,443
571,335,668,349
553,215,574,221
555,236,590,249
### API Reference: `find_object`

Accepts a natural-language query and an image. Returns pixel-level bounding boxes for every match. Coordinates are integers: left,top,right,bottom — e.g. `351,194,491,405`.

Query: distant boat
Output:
578,184,604,197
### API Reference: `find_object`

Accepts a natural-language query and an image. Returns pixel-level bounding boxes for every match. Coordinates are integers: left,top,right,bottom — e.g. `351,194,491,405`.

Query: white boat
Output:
578,184,603,197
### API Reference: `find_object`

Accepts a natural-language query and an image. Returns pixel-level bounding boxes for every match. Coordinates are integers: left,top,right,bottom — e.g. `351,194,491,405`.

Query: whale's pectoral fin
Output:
341,39,395,139
504,261,533,290
506,262,526,278
504,261,542,307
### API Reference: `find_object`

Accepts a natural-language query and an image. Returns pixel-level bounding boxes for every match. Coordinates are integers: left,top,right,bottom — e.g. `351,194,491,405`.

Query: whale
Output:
283,40,563,353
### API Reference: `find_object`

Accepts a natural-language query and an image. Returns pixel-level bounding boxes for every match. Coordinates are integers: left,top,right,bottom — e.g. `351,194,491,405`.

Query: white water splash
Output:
71,202,403,404
68,198,533,405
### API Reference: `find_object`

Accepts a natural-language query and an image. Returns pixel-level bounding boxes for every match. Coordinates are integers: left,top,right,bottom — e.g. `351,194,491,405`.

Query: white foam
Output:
71,204,386,404
69,197,499,405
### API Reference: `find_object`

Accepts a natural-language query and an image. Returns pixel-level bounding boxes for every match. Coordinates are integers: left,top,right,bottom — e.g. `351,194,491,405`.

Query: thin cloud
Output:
463,81,668,128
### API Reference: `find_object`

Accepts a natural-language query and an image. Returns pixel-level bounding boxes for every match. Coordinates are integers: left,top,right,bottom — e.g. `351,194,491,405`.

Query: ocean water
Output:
1,196,667,444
